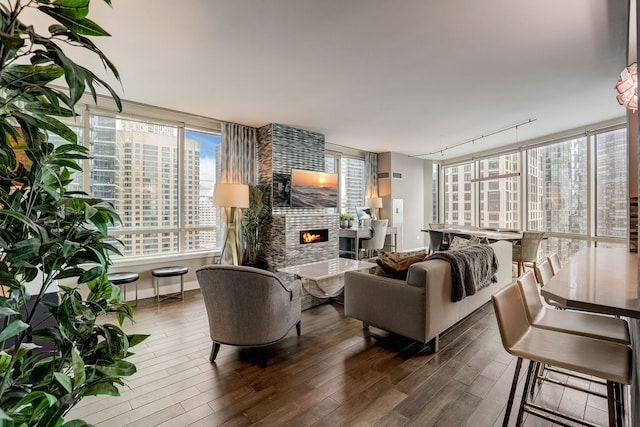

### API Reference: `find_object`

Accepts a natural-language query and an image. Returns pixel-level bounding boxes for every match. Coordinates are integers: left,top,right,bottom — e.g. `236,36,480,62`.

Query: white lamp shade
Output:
213,183,250,208
366,197,383,209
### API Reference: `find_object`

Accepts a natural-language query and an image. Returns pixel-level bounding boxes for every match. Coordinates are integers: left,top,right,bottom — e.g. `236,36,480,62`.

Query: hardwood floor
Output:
67,290,611,426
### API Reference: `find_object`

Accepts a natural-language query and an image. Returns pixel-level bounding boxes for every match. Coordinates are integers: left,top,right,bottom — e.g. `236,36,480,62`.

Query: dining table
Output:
420,227,524,242
540,247,640,425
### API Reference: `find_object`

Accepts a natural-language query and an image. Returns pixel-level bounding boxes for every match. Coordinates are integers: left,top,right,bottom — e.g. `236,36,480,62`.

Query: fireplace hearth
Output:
300,229,329,244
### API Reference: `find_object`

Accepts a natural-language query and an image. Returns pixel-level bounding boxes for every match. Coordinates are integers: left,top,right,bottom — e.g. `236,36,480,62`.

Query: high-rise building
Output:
89,116,211,256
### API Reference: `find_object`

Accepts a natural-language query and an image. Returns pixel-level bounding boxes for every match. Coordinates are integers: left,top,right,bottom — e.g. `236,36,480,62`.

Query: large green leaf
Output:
62,419,93,427
3,64,65,86
127,334,149,347
53,372,73,394
38,7,110,36
52,0,90,20
0,306,19,318
71,348,86,388
0,319,29,341
82,381,119,397
95,360,136,377
0,31,25,50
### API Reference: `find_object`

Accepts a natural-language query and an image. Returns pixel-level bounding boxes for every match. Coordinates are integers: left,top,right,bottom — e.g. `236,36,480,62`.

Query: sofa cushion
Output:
375,249,427,280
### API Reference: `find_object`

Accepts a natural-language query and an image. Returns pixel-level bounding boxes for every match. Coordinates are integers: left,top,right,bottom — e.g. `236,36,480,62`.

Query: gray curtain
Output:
364,151,378,198
220,122,256,184
219,122,257,264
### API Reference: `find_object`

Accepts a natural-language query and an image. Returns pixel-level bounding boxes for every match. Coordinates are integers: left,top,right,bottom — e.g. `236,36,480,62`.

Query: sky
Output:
185,130,220,196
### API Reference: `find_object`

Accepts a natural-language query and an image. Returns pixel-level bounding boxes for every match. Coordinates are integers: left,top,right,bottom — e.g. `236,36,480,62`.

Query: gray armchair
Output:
196,265,302,367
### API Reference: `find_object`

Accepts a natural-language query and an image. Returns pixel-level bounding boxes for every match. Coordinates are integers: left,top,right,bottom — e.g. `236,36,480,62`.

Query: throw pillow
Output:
468,235,490,245
449,236,470,251
375,249,427,280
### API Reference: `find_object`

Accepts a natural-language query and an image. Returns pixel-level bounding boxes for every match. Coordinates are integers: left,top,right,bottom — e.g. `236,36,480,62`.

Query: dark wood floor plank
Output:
404,379,468,426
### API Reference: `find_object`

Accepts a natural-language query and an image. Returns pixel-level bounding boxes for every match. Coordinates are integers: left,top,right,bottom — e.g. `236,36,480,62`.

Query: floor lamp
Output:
214,183,249,266
366,197,383,220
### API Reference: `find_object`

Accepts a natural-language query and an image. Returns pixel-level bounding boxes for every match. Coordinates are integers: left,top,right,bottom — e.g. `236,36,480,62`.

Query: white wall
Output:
377,152,432,252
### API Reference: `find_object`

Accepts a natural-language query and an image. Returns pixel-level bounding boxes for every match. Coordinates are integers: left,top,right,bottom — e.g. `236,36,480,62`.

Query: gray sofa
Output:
343,240,512,351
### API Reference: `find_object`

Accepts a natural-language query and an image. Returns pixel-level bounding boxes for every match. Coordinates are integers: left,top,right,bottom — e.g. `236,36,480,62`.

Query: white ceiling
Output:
30,0,630,159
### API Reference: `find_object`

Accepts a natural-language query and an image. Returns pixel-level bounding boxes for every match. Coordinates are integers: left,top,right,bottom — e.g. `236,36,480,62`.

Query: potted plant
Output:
0,1,147,425
339,214,354,229
241,184,272,269
339,214,348,229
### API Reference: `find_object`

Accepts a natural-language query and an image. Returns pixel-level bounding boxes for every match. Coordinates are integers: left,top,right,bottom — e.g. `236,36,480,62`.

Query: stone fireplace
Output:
265,214,338,271
258,123,339,272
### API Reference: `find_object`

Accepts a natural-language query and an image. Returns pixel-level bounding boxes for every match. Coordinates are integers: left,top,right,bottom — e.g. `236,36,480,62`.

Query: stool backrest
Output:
548,253,562,275
534,259,554,287
491,281,531,352
517,270,544,323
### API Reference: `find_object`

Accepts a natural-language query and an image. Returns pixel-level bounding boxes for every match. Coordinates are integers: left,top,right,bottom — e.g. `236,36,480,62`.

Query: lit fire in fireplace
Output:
301,232,323,243
299,228,329,244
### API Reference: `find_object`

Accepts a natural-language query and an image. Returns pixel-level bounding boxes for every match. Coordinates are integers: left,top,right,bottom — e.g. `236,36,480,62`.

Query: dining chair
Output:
512,231,545,277
492,282,631,427
427,229,448,254
360,219,388,259
548,253,562,275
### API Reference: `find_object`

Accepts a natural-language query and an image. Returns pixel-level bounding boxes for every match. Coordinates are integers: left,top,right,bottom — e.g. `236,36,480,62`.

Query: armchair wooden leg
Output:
209,342,221,362
296,321,301,336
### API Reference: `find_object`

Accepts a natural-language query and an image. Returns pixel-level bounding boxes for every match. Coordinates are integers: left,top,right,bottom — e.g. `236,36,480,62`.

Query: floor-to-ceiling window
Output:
527,136,589,262
441,125,628,263
477,152,520,230
183,130,222,252
443,163,475,226
594,128,628,243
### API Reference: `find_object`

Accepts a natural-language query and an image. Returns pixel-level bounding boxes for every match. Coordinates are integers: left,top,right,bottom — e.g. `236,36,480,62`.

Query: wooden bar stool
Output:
152,266,188,303
107,272,139,307
492,282,631,427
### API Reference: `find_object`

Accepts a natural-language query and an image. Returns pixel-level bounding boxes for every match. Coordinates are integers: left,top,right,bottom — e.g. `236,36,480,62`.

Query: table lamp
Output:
366,197,383,220
213,183,250,265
